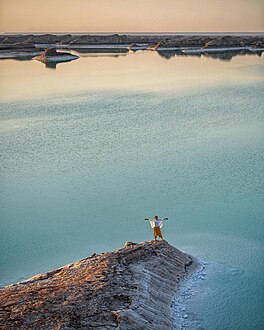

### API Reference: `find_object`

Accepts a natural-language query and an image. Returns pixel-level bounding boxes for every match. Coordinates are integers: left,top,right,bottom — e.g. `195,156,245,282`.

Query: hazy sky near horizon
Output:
0,0,263,33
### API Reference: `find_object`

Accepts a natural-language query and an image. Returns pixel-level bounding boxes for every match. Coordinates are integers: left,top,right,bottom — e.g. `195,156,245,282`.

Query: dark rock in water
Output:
33,49,79,68
0,240,196,329
33,48,79,60
42,48,58,56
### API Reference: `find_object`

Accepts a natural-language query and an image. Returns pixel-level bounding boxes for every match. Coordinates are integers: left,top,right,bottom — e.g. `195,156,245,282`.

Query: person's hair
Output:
154,215,158,219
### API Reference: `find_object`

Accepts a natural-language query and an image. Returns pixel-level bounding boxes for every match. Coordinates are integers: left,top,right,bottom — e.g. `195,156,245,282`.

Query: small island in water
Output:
33,48,79,62
0,240,197,329
33,48,79,69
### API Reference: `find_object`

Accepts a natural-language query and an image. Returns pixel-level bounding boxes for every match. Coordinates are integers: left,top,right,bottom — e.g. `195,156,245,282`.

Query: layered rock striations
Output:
0,240,195,330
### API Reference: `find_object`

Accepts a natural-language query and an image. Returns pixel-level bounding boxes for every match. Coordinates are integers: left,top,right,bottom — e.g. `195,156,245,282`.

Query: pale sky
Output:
0,0,263,33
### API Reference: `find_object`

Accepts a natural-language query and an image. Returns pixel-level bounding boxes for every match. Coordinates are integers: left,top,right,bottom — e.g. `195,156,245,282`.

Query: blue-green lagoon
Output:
0,50,263,329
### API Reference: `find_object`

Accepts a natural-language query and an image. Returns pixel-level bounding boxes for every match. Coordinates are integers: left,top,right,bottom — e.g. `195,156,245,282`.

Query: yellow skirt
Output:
153,226,163,239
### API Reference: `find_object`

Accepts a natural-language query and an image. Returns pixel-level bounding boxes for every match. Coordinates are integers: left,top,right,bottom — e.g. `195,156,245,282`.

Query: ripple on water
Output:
171,258,250,330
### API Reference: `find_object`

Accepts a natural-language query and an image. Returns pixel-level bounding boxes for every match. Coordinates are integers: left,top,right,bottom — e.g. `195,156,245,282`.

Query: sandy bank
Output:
0,240,197,329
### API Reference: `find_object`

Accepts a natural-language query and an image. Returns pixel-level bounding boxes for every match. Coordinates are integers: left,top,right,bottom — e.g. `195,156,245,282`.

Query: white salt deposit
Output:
171,258,206,330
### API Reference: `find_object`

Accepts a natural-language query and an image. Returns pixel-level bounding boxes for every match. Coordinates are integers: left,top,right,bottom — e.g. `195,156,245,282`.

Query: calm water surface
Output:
0,51,263,329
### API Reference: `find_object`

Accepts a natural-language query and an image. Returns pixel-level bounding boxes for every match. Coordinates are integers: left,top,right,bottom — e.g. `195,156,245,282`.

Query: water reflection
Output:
1,47,263,66
0,52,40,61
72,48,129,59
157,48,263,61
38,58,78,69
0,55,78,69
0,50,263,101
74,48,129,54
71,47,264,62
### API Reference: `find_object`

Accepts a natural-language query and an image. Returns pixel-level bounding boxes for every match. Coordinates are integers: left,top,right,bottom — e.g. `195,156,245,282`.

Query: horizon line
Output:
1,31,264,35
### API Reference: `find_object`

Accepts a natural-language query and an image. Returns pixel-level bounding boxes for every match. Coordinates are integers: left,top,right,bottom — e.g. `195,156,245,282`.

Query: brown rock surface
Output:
0,240,195,329
0,33,263,49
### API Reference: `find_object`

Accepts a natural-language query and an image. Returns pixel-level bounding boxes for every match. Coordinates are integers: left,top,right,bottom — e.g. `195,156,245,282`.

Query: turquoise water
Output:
0,52,263,329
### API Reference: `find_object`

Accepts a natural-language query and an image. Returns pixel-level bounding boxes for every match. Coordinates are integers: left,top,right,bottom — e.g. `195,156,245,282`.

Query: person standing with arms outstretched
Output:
144,216,168,241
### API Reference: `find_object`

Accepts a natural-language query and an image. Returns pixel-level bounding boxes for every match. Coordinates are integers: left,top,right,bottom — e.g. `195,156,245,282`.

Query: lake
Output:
0,49,263,329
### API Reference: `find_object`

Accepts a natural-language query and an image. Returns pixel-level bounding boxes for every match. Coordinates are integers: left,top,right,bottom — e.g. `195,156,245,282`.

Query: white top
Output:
149,219,163,228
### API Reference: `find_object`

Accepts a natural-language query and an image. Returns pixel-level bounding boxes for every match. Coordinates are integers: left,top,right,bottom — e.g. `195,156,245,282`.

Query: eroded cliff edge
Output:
0,240,196,330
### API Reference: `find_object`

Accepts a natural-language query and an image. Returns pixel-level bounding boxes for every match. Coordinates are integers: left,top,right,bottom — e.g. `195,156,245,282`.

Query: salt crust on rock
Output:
0,240,195,330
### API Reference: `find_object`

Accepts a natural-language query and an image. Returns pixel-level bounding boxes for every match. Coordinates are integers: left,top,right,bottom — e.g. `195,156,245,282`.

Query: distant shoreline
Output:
0,33,264,49
2,32,264,36
0,33,263,65
1,33,263,52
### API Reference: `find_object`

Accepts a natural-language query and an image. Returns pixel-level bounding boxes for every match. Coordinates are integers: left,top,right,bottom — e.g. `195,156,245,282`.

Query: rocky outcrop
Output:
33,48,79,62
0,33,263,49
0,240,195,330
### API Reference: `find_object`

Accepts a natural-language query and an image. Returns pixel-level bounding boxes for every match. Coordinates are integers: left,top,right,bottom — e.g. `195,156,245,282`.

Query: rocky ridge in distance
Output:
0,33,263,49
